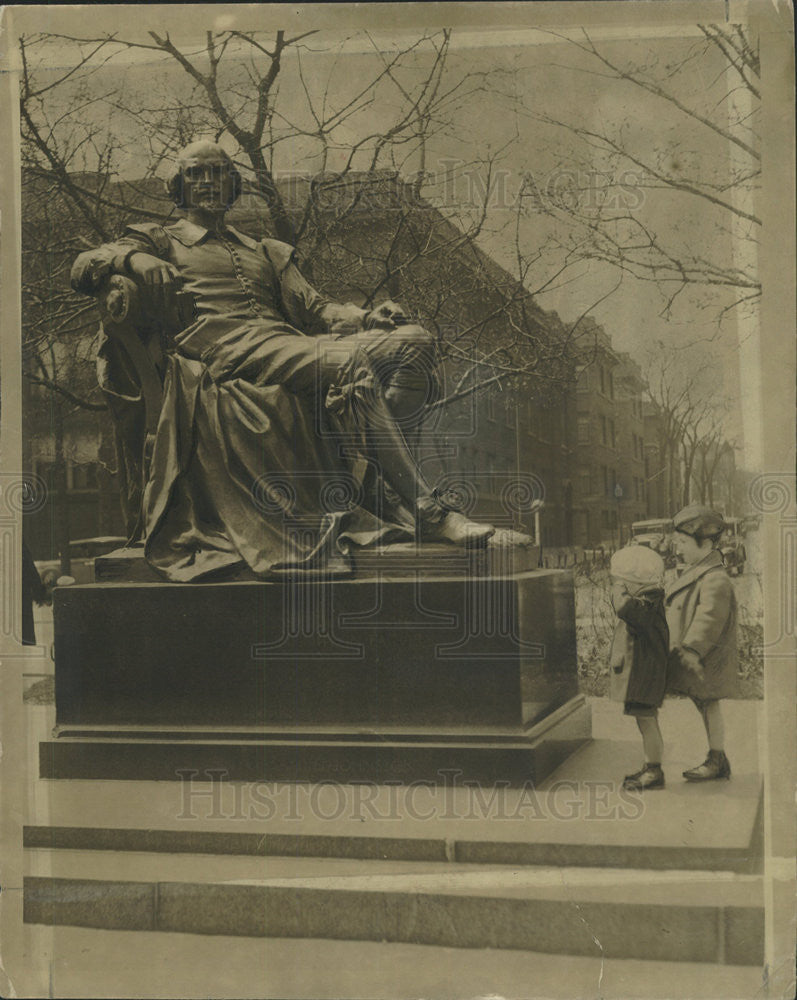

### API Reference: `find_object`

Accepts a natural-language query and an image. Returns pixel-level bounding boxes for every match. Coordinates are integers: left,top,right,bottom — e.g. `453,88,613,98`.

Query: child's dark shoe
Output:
622,764,665,791
682,750,731,781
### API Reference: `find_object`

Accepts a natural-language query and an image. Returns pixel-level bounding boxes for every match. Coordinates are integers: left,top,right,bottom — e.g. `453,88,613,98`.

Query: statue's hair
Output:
166,144,243,207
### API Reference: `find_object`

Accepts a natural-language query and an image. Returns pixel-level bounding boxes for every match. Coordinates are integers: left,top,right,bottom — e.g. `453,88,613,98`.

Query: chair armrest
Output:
95,276,167,437
97,274,195,345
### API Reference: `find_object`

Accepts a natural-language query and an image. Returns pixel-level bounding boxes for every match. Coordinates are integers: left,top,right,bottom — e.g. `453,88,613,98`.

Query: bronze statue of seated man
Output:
71,142,498,581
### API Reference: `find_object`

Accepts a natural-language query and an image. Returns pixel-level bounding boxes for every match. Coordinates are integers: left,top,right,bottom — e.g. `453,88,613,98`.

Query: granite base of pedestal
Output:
42,568,590,785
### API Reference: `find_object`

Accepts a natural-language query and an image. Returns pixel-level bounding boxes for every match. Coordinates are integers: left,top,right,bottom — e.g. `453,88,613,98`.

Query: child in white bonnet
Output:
609,545,670,790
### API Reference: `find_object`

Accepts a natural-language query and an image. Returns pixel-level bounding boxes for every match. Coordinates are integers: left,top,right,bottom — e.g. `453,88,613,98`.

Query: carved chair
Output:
93,274,195,475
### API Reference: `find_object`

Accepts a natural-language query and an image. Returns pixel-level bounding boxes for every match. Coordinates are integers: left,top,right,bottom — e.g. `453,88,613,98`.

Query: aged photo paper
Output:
1,2,794,997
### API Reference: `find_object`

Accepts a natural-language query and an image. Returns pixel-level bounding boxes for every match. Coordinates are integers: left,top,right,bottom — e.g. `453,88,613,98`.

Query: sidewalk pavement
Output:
21,926,766,1000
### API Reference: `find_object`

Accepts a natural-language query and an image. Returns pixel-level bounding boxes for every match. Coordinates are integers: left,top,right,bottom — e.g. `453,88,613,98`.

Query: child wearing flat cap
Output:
666,504,738,781
609,545,669,790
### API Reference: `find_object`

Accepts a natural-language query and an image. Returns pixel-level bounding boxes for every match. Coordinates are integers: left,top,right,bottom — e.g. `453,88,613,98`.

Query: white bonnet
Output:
610,545,665,587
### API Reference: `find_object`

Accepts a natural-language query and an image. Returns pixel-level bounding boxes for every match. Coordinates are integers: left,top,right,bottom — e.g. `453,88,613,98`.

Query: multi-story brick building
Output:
614,352,649,537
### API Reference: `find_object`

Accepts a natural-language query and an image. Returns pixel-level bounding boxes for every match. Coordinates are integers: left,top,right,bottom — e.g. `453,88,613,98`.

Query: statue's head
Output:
166,141,242,210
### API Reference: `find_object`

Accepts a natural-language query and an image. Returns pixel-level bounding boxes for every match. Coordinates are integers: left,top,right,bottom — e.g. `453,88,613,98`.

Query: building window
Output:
601,415,607,445
599,366,605,394
602,465,609,495
486,393,496,422
577,416,590,444
581,470,591,496
609,419,616,448
608,371,614,400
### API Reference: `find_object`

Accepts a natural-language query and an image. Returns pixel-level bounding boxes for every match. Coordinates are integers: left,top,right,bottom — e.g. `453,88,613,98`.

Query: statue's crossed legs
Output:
176,319,494,546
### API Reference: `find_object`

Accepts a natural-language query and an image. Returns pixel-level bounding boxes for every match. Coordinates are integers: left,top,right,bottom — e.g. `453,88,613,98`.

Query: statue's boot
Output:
417,493,495,548
423,510,496,548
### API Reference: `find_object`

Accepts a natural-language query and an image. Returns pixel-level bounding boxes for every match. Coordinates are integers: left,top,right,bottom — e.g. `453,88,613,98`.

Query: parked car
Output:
35,536,127,586
628,518,677,568
719,518,747,575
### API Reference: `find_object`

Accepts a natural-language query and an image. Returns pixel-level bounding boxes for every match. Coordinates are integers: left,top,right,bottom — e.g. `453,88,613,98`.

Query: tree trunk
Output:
681,440,697,507
246,147,296,245
667,449,678,512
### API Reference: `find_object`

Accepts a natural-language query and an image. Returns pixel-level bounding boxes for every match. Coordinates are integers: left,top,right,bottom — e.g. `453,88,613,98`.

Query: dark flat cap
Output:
672,504,726,539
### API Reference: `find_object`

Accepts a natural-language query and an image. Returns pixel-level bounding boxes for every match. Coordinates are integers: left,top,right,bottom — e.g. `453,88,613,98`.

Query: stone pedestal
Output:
42,565,590,785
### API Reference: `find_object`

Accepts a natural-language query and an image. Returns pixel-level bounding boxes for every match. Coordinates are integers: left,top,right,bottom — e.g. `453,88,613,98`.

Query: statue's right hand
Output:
128,252,180,285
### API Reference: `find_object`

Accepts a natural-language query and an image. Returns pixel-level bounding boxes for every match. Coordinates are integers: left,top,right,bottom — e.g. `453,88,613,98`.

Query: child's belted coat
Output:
665,550,739,700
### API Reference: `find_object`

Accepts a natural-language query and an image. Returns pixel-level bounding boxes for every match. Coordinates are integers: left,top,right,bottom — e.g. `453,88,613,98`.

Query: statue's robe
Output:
73,219,438,580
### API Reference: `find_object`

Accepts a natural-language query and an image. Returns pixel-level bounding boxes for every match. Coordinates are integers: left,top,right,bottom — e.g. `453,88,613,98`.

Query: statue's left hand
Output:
365,300,410,329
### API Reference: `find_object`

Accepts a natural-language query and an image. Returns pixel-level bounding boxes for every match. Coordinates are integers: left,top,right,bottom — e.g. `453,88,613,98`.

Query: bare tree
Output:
513,25,760,326
642,336,738,511
679,394,729,507
692,431,735,507
19,29,594,413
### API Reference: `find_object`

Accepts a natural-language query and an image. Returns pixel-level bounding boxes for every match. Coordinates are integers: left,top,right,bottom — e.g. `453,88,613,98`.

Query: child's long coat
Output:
665,550,739,700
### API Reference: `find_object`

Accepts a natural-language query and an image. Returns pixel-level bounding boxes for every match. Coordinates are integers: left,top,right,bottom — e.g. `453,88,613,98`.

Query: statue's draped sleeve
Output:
70,224,174,295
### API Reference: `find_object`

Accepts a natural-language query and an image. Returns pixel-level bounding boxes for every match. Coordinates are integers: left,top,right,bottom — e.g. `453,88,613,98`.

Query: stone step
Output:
23,849,764,965
26,732,764,873
37,700,590,784
21,926,767,1000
